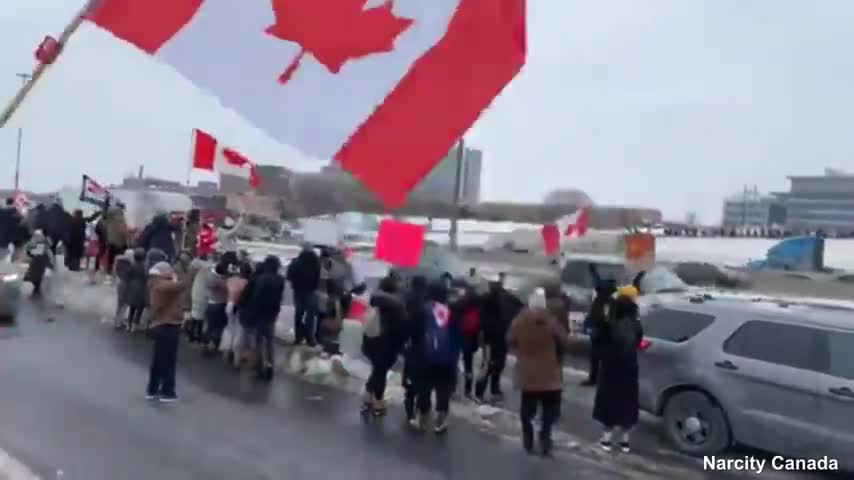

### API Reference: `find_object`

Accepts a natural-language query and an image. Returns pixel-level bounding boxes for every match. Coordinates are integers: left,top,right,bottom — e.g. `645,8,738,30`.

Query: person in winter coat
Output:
593,285,644,454
476,277,523,403
509,288,571,456
402,275,429,423
24,231,54,299
124,249,149,332
204,256,232,354
238,255,285,381
361,275,407,416
113,249,134,328
188,257,213,344
287,243,321,345
103,206,129,275
410,281,462,434
0,199,23,260
316,280,343,355
65,209,100,271
544,283,572,362
582,263,617,386
456,286,483,399
146,262,194,402
43,198,71,256
137,213,178,261
225,262,252,366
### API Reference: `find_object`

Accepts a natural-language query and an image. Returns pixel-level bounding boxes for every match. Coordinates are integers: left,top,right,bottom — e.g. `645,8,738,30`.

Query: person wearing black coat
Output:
137,214,178,261
582,263,617,386
239,255,285,381
0,199,22,259
286,243,321,345
402,275,428,421
475,279,523,402
43,200,71,256
64,209,100,271
593,286,644,453
361,275,407,416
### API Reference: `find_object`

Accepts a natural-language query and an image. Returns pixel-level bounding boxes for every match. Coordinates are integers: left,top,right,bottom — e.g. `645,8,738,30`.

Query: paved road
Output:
1,302,638,480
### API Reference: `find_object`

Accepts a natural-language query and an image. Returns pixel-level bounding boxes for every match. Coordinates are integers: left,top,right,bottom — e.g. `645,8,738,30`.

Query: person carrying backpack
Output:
592,285,644,454
411,281,462,434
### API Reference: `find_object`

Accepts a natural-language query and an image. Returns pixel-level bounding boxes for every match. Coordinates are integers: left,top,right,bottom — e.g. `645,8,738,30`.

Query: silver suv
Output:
638,298,854,469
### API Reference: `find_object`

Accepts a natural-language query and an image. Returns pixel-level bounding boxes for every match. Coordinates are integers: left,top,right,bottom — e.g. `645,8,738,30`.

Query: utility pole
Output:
448,138,466,252
13,73,31,191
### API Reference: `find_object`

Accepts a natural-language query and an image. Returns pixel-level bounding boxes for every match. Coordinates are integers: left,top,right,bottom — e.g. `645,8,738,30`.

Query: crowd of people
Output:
2,196,647,458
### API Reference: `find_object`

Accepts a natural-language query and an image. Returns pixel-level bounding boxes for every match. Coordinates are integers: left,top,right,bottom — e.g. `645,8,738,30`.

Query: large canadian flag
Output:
556,208,589,239
85,0,527,207
192,129,260,187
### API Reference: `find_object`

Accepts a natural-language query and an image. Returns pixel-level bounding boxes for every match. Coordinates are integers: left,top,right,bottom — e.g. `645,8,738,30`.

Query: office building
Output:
779,169,854,234
721,187,783,228
410,145,483,204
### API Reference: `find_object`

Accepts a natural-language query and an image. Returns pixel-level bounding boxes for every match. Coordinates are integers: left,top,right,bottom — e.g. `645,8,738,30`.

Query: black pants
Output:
475,343,507,398
256,322,275,371
205,303,228,348
417,365,455,415
65,254,81,271
128,306,144,327
147,324,180,397
293,291,316,345
366,351,395,401
461,335,479,394
188,318,205,343
520,390,562,452
106,244,123,274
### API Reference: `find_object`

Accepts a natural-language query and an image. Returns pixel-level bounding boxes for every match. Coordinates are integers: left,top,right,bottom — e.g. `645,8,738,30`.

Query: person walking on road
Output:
65,209,100,271
104,205,129,277
476,276,522,403
361,275,406,417
42,198,70,257
137,213,178,262
509,288,571,456
457,286,483,399
146,261,193,402
593,285,644,454
124,249,149,332
24,230,54,300
204,253,234,354
225,262,251,366
402,275,429,423
239,255,285,381
411,282,461,434
287,243,321,346
188,256,213,344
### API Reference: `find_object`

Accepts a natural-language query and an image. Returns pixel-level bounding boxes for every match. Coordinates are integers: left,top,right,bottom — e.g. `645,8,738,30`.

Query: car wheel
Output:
663,390,731,456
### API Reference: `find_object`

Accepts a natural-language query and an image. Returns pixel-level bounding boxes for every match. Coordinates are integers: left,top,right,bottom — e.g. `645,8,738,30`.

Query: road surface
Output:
1,302,635,480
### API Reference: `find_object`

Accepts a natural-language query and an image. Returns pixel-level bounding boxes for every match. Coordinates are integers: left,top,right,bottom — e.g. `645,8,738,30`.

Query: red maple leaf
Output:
266,0,414,84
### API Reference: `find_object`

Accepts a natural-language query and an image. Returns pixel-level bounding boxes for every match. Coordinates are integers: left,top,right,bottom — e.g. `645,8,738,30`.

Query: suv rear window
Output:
561,260,626,288
828,330,854,380
641,308,715,342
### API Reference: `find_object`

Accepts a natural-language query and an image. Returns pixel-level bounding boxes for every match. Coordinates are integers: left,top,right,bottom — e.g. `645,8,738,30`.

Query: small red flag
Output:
541,224,560,256
374,219,425,268
35,35,60,65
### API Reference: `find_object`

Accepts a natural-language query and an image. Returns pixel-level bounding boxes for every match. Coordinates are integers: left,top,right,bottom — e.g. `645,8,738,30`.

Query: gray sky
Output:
2,0,854,223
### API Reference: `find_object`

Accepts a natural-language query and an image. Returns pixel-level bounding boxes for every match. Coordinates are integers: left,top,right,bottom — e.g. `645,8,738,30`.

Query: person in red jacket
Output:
197,223,217,260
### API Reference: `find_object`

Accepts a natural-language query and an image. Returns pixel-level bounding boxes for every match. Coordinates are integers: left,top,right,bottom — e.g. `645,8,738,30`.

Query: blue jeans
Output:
293,291,316,345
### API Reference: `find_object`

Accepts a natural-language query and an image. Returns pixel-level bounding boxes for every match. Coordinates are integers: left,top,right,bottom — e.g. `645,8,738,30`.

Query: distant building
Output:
721,187,782,228
778,169,854,234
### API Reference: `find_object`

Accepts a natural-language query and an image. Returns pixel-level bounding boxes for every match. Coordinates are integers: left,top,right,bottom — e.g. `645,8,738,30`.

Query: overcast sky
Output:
2,0,854,223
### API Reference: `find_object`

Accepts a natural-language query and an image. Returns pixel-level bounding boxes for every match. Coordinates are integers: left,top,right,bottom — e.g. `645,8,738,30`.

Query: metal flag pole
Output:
0,0,101,128
13,73,30,191
448,138,465,252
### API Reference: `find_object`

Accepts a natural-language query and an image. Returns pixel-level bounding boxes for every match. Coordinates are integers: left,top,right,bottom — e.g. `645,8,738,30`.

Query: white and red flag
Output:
556,208,589,239
79,174,112,206
192,129,261,188
84,0,527,207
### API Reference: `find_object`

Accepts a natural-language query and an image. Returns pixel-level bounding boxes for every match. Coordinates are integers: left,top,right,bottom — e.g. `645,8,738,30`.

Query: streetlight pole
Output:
448,138,465,252
13,73,31,191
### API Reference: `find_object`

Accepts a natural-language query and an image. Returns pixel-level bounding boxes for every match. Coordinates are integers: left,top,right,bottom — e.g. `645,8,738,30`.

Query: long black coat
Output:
592,300,644,429
137,215,177,260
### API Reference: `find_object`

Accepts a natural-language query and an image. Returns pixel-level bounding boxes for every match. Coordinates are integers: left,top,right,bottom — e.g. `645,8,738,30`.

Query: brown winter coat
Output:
509,307,571,392
105,207,129,247
148,275,193,328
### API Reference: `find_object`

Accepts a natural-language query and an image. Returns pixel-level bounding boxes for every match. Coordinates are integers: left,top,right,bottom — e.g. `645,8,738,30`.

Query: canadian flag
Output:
84,0,526,207
555,208,589,239
192,129,260,188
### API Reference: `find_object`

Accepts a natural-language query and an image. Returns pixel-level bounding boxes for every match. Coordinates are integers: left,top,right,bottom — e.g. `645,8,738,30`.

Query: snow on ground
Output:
655,237,854,270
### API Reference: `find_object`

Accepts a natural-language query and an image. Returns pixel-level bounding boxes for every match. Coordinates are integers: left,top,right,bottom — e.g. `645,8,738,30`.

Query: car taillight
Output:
638,338,651,351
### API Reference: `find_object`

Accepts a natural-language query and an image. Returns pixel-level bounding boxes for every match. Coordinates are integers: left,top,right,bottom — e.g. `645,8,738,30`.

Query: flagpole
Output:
448,138,465,252
0,0,102,128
